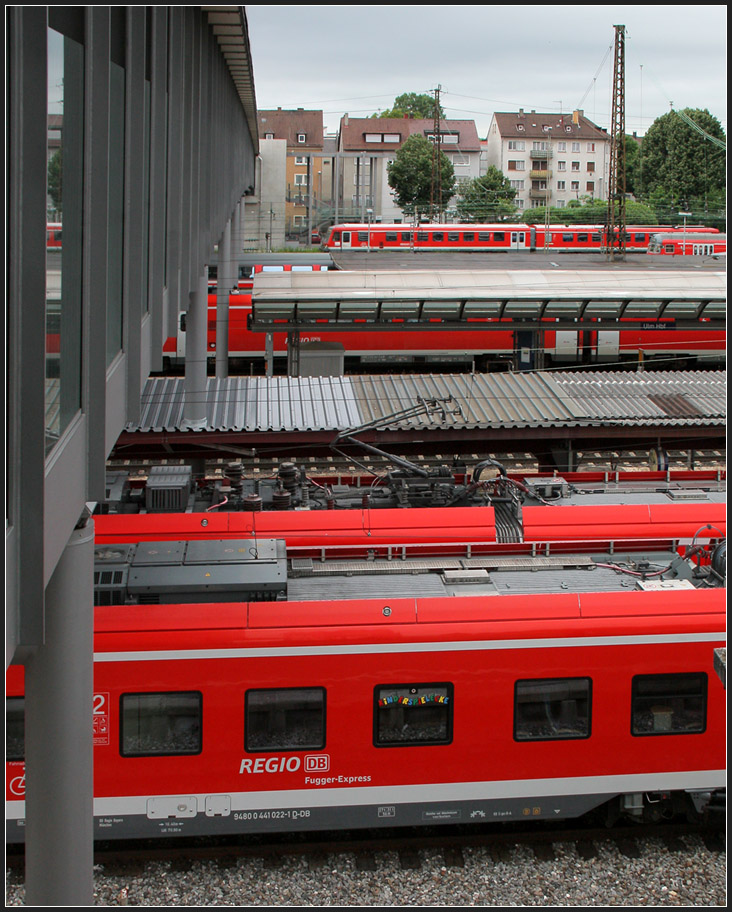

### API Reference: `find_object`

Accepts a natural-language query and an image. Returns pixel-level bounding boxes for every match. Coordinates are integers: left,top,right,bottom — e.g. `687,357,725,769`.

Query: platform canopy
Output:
249,269,726,331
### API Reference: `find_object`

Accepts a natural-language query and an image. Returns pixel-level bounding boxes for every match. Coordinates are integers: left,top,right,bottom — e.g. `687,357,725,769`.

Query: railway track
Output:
107,446,726,482
5,821,724,876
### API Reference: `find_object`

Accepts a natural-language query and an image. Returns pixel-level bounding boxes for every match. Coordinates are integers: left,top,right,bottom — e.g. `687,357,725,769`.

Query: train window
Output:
463,233,475,242
493,232,504,242
385,232,398,242
514,678,591,741
562,234,574,243
447,233,460,242
6,697,25,762
631,673,707,736
400,233,411,242
332,231,341,245
120,691,202,757
634,233,647,244
592,234,601,243
417,232,429,242
432,233,444,242
245,687,326,752
374,683,453,747
478,233,490,242
577,234,588,243
357,233,369,243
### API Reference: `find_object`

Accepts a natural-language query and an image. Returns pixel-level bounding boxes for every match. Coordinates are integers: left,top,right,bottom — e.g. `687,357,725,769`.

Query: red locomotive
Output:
322,222,719,254
6,505,726,843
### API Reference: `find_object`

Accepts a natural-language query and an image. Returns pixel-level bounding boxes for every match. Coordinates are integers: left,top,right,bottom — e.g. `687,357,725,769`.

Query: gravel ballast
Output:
6,834,726,906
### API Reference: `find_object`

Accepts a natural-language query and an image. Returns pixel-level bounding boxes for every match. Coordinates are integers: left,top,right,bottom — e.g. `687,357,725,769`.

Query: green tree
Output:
455,167,518,222
639,108,726,218
624,135,642,198
48,147,63,215
387,134,455,220
523,197,658,226
372,92,443,120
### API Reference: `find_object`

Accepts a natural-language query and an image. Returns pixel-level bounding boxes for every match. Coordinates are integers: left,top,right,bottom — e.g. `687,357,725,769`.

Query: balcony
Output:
529,188,552,200
531,149,553,160
529,170,552,180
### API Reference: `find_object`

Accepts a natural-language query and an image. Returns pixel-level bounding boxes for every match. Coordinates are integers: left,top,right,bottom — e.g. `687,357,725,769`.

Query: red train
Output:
322,222,719,254
46,222,63,249
647,232,726,257
6,521,726,843
163,288,726,373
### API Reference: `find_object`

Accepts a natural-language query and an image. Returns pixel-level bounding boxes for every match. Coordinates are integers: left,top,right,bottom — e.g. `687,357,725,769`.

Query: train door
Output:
510,231,526,250
597,331,619,362
340,231,352,249
553,331,579,361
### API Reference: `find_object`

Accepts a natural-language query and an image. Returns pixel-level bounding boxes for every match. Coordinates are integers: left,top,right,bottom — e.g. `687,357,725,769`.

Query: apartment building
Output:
335,116,482,223
484,109,610,211
257,108,332,240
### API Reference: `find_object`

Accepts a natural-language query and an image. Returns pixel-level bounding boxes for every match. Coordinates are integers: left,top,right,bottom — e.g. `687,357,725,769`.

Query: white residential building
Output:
484,109,611,212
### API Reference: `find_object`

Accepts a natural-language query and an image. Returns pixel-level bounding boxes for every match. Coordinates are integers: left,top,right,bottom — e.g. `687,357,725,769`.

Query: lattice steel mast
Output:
606,24,626,260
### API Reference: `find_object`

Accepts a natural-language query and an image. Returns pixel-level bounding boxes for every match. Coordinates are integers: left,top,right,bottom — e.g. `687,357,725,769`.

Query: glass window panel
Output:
514,678,592,741
121,692,202,756
375,684,452,746
631,673,707,735
46,27,84,455
245,688,326,752
107,60,125,364
6,698,25,762
142,80,151,313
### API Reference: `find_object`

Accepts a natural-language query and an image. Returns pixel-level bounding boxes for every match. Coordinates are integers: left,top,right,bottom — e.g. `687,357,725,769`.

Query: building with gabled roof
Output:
485,109,611,212
335,116,482,223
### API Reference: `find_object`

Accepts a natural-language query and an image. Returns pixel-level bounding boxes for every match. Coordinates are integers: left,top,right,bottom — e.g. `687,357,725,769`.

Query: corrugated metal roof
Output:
550,371,727,426
131,370,725,434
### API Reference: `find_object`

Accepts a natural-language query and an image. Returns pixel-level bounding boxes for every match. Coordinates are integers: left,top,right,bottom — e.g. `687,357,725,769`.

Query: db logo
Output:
9,774,26,797
304,754,330,772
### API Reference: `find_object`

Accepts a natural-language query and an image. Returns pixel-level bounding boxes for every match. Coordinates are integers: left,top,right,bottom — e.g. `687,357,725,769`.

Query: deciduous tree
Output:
387,134,455,220
455,167,517,222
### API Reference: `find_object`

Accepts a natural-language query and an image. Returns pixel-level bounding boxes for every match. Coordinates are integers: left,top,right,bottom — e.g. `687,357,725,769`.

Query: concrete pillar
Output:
215,219,231,379
183,267,209,429
24,516,95,906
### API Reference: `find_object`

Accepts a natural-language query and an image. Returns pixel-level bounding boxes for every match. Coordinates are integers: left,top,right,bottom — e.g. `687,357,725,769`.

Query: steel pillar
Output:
24,516,95,906
183,267,209,428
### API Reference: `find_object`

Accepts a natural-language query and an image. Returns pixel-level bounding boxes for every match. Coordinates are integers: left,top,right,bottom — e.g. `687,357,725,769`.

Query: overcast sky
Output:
245,5,727,138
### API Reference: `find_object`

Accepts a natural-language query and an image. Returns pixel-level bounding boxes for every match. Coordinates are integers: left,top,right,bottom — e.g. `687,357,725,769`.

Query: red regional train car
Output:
162,287,725,372
46,223,63,249
647,233,726,258
6,533,725,843
322,222,719,254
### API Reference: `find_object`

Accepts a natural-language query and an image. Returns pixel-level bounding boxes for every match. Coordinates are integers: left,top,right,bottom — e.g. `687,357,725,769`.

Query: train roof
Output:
91,525,727,652
326,223,718,233
649,232,725,241
93,583,726,652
